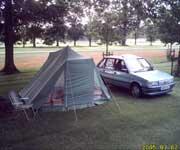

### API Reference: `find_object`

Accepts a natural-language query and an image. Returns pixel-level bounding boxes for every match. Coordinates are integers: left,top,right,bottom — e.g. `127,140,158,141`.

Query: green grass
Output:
0,44,169,71
0,47,180,150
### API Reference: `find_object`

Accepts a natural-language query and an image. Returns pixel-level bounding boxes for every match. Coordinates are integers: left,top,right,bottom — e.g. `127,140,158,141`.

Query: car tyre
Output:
131,83,142,98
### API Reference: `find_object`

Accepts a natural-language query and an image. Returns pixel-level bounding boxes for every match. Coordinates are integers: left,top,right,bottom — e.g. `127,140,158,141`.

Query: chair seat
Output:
18,104,33,109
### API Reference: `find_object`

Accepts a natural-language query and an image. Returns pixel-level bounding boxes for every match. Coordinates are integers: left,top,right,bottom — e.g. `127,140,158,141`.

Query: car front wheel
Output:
131,83,142,98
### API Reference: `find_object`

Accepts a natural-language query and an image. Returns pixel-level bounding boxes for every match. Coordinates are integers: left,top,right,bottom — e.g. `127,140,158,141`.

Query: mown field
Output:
0,44,169,70
0,45,180,150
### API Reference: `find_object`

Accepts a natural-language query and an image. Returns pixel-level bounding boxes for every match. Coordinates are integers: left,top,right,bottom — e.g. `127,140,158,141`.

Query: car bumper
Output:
142,83,175,96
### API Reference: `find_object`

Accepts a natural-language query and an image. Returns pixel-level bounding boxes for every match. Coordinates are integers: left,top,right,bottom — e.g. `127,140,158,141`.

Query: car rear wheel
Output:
131,83,142,98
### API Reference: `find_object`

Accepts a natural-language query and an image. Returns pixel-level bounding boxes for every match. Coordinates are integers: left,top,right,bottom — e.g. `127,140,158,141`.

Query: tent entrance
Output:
47,87,64,106
43,70,65,108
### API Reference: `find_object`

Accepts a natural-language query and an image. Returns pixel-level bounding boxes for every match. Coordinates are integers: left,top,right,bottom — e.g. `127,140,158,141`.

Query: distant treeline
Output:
0,0,180,48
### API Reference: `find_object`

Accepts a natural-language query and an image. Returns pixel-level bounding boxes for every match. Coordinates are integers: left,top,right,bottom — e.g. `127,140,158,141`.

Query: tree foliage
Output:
43,23,66,46
156,0,180,44
67,21,84,47
111,0,145,45
66,0,85,46
1,0,180,74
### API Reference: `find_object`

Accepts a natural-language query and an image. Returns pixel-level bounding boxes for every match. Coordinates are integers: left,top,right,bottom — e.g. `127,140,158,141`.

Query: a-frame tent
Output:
19,46,111,111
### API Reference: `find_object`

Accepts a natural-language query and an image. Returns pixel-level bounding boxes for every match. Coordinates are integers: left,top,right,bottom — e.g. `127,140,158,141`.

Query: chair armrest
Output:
20,97,29,104
20,97,29,100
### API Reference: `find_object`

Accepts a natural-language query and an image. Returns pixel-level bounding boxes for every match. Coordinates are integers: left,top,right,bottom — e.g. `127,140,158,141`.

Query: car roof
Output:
104,54,142,59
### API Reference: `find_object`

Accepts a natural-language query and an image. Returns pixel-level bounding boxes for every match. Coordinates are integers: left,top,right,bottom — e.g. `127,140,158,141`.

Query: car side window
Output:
114,59,127,72
98,58,106,68
121,60,127,69
105,59,115,70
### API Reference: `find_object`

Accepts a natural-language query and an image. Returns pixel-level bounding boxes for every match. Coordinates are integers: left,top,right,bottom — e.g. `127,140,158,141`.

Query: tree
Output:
111,0,139,46
131,0,146,45
83,0,110,47
67,21,84,47
156,0,180,45
44,0,68,46
83,0,94,47
0,0,19,74
17,25,28,48
84,18,100,47
155,0,180,76
0,24,4,35
0,0,68,74
146,24,157,46
43,23,66,47
26,24,43,48
15,0,68,48
98,12,116,54
43,0,68,47
19,0,47,48
66,0,84,46
145,21,158,46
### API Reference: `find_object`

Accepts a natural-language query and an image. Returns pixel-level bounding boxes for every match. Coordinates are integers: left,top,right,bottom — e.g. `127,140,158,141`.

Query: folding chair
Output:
8,91,36,121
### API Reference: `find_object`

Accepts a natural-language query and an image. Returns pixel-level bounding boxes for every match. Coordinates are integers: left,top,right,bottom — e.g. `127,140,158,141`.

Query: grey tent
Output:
19,46,111,111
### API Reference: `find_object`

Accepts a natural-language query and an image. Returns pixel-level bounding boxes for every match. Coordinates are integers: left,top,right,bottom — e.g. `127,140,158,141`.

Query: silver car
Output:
97,54,175,97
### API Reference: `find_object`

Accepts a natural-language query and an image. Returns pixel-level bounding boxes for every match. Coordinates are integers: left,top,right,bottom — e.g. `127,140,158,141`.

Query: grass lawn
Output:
0,46,180,150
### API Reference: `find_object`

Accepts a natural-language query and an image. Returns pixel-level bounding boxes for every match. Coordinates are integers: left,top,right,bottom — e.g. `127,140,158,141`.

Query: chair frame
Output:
9,91,36,121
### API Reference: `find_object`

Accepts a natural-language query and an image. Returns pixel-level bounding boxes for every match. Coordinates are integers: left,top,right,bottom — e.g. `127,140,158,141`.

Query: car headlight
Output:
148,81,159,87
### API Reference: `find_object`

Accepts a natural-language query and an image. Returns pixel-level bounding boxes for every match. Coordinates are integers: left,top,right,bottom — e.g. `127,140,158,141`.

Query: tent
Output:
19,46,111,111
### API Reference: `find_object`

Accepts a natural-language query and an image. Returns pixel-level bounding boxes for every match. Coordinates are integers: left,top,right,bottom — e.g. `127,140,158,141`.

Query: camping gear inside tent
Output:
19,46,111,111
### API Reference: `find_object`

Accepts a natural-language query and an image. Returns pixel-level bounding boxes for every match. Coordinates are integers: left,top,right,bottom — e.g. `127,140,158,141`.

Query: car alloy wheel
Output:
131,84,142,98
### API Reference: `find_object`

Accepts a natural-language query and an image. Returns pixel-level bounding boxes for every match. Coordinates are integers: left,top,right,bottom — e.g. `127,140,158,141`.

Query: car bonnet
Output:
132,70,173,82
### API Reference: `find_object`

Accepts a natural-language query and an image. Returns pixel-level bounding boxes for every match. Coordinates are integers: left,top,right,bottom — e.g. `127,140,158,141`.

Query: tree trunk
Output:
106,28,109,55
1,0,19,74
33,36,36,48
56,36,60,47
122,26,127,46
88,37,92,47
22,39,25,48
56,39,59,47
150,37,153,46
74,40,76,47
150,41,152,46
134,32,137,45
106,41,109,55
121,3,128,46
122,38,126,46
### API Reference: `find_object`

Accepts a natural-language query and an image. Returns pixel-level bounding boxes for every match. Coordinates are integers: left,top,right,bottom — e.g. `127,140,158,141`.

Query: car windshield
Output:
127,58,153,72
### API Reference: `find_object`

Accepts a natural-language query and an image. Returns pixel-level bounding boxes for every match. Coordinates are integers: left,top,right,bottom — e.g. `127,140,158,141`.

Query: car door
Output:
97,58,106,72
113,59,131,88
98,58,116,84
